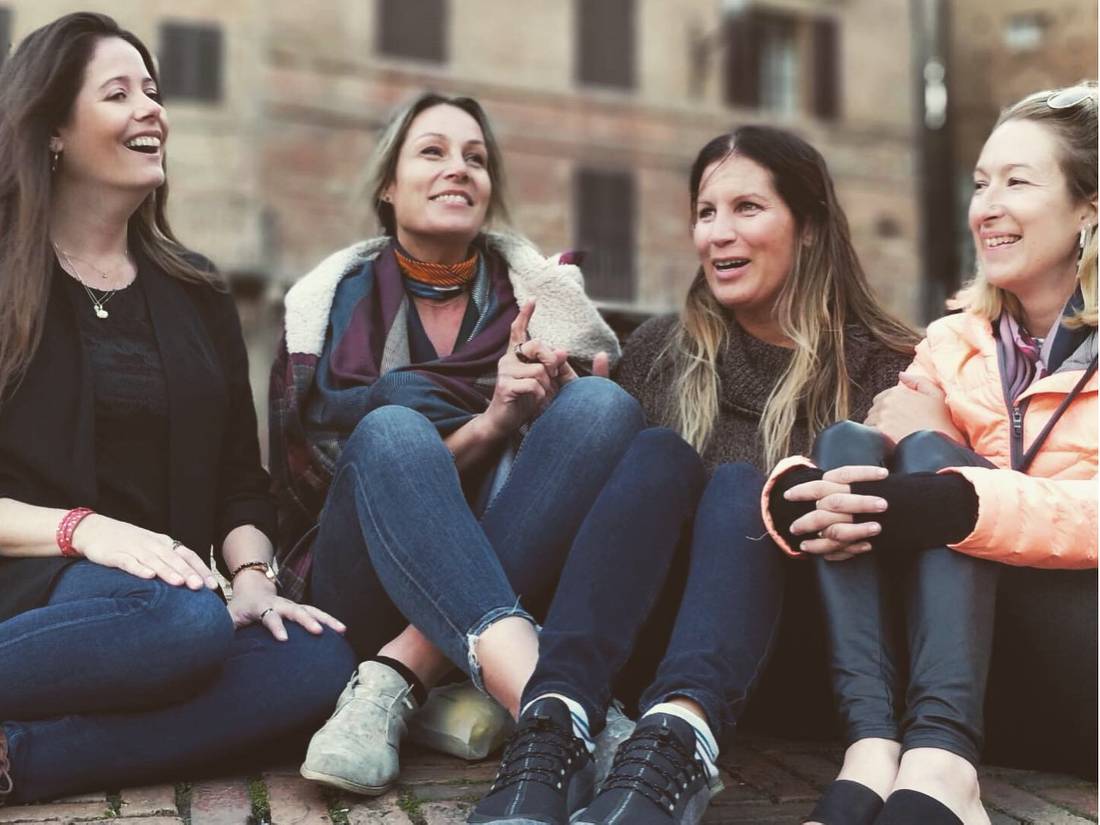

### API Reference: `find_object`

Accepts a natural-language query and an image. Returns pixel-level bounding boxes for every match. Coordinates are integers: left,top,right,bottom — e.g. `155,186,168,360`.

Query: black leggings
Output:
810,422,1097,775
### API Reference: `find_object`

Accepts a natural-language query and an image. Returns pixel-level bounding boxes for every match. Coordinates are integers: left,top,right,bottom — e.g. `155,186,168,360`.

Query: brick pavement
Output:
0,738,1094,824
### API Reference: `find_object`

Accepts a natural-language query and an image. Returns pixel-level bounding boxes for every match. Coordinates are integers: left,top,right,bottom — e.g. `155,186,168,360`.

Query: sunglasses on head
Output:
1046,86,1096,109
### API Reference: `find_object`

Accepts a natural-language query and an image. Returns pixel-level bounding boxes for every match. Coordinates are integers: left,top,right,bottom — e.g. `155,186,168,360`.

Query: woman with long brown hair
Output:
465,125,918,825
0,12,354,804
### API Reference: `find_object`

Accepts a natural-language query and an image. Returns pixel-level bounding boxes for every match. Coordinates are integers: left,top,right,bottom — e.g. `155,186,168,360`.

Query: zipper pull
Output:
1012,405,1023,438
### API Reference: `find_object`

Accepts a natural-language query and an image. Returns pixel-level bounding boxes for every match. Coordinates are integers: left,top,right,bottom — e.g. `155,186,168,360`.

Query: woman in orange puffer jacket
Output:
763,83,1098,825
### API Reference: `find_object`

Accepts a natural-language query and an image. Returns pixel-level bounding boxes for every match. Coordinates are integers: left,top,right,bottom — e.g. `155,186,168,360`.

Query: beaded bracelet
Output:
56,507,94,558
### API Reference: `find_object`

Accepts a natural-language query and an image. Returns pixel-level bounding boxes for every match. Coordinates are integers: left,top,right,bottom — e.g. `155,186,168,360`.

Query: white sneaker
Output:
300,660,418,795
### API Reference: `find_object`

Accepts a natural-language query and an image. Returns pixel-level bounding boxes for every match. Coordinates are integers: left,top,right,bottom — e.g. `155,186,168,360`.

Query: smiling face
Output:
692,153,798,336
53,36,167,197
383,104,492,263
970,118,1096,301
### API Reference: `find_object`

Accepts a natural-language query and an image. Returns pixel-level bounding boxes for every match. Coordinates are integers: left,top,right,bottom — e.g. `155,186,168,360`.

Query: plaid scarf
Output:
271,239,518,599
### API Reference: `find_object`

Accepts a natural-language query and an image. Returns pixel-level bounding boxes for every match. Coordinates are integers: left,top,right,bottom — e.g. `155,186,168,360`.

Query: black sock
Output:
370,655,428,706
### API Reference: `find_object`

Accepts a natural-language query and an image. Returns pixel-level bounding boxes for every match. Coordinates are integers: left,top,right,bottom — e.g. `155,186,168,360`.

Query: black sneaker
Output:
467,697,594,824
573,713,717,825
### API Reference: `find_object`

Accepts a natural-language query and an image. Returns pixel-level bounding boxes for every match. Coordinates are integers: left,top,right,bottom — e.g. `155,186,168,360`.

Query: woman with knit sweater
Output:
765,83,1098,825
466,125,918,825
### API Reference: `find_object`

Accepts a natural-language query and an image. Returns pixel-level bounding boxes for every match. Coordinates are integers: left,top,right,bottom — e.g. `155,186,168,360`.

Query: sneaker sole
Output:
299,766,392,796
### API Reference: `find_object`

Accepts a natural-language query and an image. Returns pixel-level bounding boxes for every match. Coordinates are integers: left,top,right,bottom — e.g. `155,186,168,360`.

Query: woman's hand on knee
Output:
75,515,218,590
228,576,347,642
785,466,888,560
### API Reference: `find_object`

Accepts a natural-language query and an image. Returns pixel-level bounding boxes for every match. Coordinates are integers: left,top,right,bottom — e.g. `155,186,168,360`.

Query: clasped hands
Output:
783,371,963,562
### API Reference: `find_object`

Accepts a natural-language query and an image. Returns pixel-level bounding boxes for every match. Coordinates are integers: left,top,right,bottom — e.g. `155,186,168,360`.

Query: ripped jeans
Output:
308,377,645,690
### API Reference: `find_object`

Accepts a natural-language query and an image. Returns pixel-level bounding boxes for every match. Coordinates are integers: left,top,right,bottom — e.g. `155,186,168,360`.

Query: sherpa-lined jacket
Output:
763,311,1098,569
270,232,621,599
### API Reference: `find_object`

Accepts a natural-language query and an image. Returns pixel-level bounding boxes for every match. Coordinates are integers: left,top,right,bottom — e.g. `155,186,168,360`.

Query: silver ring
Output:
259,607,275,620
514,343,536,364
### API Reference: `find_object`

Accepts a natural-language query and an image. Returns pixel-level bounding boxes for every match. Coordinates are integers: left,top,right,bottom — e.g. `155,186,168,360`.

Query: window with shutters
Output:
0,7,11,69
723,8,841,121
574,169,635,302
377,0,447,63
159,22,223,103
576,0,635,90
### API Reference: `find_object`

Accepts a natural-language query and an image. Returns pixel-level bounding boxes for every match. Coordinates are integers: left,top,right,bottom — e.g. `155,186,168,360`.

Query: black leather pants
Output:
809,422,999,766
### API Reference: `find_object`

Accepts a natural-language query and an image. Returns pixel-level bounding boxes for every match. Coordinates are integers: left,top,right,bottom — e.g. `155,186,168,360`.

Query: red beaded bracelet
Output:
56,507,94,558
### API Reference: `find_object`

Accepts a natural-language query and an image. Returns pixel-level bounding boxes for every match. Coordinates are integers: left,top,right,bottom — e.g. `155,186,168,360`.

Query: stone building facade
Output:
2,0,924,320
949,0,1098,276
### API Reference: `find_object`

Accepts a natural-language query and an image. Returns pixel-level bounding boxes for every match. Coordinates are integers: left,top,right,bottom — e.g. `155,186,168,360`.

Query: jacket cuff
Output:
760,455,818,557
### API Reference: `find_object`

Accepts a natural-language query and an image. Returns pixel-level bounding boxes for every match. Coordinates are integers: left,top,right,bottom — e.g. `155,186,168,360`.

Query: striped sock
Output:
644,702,719,781
523,693,595,754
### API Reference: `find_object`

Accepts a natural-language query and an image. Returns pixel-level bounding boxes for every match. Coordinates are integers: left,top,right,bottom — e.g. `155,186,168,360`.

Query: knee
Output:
699,462,767,527
342,405,439,467
146,584,234,668
811,420,890,470
629,427,703,478
893,430,959,473
555,377,644,433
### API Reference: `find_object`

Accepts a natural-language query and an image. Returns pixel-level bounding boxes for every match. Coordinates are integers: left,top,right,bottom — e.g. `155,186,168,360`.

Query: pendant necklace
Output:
52,244,133,320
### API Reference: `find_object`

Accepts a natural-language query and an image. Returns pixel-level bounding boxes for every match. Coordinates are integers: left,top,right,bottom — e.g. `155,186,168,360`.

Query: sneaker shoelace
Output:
489,715,586,794
602,726,702,814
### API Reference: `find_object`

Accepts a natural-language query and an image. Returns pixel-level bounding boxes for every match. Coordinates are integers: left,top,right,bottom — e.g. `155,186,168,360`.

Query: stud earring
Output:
50,151,60,173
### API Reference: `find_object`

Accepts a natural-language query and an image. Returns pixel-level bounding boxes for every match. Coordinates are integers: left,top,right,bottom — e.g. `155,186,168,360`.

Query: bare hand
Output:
865,372,965,445
75,514,218,590
228,573,346,641
784,465,888,561
484,302,565,434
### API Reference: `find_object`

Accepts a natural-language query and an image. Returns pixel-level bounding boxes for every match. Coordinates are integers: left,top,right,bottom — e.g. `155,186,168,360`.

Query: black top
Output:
0,250,275,623
64,275,171,535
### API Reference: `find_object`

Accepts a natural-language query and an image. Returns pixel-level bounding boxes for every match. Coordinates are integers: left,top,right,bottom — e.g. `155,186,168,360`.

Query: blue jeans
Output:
308,377,645,690
1,562,356,803
523,430,789,742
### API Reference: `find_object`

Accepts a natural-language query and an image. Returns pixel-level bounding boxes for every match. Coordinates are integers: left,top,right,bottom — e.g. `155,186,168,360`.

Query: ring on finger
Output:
514,343,536,364
170,539,182,551
259,607,275,620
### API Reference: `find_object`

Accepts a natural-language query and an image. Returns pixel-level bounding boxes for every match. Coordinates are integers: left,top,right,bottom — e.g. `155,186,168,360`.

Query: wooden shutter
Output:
575,169,635,301
576,0,636,89
377,0,447,63
812,17,841,120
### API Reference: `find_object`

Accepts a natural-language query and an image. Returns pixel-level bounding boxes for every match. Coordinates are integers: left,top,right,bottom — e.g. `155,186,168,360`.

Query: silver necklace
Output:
53,245,133,319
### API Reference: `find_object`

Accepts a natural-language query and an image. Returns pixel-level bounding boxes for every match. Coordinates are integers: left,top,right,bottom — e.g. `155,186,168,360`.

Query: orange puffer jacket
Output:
762,311,1098,569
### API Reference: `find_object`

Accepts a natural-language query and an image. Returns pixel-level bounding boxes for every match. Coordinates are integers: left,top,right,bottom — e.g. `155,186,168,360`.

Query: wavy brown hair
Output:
0,12,218,401
954,81,1097,329
667,126,919,466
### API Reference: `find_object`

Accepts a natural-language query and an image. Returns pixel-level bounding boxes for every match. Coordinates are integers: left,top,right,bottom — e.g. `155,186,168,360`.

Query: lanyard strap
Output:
1016,355,1098,473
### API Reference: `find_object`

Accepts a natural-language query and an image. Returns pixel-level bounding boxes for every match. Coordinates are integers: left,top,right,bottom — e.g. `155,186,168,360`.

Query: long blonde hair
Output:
954,81,1098,329
667,127,918,467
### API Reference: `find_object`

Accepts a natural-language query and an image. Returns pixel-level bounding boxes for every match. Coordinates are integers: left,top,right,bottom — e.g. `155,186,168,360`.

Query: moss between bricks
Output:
247,776,271,825
103,791,122,818
174,782,192,825
321,787,349,825
397,789,427,825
